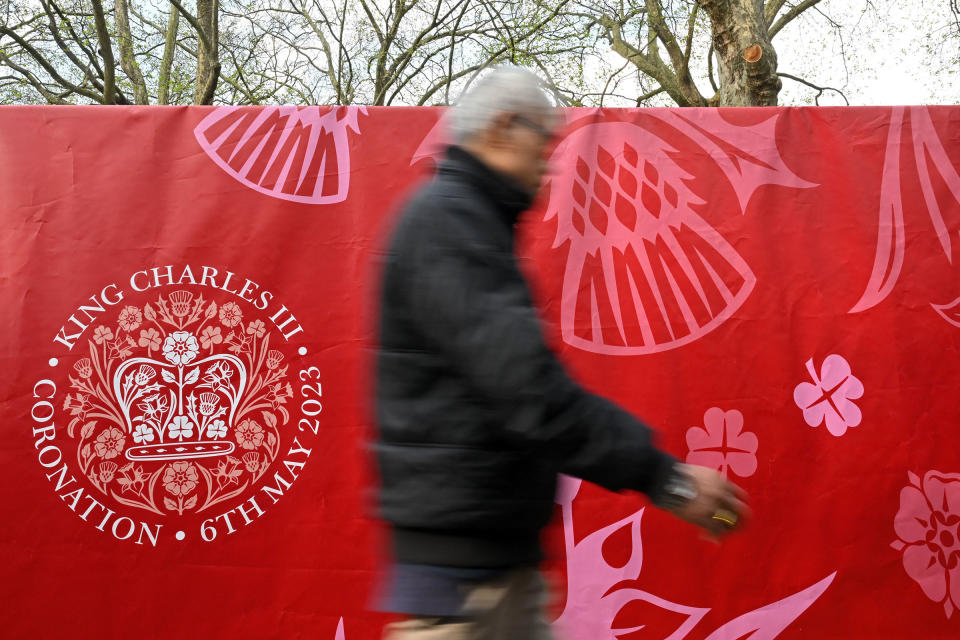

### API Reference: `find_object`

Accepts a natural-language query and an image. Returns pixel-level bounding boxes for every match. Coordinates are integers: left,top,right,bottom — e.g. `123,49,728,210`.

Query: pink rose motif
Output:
219,302,242,328
93,427,125,459
236,418,265,450
793,354,863,437
685,408,757,479
892,470,960,618
162,461,199,496
118,305,142,331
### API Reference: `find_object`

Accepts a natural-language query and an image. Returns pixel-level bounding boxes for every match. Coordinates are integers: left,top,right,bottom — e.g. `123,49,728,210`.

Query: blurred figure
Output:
373,66,747,639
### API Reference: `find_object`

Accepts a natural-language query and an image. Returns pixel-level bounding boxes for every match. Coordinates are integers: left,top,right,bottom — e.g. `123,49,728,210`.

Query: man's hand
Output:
666,463,750,538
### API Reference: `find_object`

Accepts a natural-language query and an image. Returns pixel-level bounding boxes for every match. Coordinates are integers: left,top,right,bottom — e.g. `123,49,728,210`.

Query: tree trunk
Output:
700,0,781,106
89,0,116,104
158,4,180,105
193,0,220,105
115,0,149,104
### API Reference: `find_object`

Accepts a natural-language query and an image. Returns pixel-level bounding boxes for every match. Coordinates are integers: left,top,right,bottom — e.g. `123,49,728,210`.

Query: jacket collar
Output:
438,145,534,225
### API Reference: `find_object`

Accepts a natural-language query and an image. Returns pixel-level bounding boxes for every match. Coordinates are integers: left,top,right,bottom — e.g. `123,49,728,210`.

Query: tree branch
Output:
89,0,116,104
769,0,822,40
777,71,848,105
0,24,106,103
115,0,149,103
169,0,213,53
158,2,179,105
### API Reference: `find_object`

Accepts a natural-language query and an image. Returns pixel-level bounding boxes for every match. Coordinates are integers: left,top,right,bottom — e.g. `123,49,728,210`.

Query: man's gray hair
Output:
449,66,555,144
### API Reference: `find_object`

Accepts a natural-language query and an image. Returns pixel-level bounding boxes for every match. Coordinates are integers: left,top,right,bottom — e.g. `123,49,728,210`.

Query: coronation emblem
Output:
31,265,319,545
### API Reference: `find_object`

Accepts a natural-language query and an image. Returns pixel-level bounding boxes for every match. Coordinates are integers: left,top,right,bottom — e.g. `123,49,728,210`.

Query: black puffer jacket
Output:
375,146,675,568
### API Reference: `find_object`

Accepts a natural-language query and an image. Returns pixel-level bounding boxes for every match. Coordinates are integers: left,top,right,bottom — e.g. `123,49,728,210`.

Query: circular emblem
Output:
30,265,319,545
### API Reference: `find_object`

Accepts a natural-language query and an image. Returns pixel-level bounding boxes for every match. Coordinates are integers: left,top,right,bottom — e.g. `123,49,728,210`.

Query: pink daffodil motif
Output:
793,354,863,437
892,470,960,618
685,408,757,479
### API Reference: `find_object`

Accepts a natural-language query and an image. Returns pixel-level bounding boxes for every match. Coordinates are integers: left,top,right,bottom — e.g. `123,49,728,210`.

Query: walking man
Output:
374,66,747,639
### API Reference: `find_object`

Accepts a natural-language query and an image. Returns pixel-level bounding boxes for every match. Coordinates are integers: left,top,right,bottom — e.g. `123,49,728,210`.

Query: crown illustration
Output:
112,331,248,461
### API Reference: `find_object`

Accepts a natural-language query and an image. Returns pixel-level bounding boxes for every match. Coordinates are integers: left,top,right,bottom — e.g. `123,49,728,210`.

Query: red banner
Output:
1,105,959,639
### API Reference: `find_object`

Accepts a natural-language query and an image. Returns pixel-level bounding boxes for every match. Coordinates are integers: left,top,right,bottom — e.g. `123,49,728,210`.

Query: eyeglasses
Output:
511,114,556,142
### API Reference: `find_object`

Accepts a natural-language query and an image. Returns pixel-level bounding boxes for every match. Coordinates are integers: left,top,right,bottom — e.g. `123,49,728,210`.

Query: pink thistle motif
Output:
243,451,260,473
194,105,366,204
266,349,284,370
685,408,758,479
168,290,194,318
98,461,117,483
892,470,960,618
793,354,864,437
73,358,92,379
544,112,814,356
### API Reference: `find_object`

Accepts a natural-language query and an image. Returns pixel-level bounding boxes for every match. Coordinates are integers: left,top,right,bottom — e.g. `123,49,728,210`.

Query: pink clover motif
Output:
685,408,757,479
892,470,960,618
793,354,863,437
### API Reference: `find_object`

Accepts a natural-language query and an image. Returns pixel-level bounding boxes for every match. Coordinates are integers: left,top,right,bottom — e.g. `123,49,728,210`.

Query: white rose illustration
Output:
162,331,200,366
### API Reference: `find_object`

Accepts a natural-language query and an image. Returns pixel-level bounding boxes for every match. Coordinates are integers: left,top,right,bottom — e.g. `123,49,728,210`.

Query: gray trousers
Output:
381,567,554,640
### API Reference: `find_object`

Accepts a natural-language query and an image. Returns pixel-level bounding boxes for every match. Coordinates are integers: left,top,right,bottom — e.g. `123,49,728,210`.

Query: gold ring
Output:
711,509,738,528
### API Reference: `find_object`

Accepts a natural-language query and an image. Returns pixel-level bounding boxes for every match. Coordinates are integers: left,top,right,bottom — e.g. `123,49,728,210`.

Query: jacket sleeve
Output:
403,212,676,496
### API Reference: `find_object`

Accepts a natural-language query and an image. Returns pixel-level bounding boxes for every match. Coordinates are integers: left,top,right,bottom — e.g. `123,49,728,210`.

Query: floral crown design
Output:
64,289,294,516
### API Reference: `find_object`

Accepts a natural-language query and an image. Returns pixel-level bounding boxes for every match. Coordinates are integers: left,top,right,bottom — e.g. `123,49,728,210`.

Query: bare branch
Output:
777,71,848,105
769,0,823,40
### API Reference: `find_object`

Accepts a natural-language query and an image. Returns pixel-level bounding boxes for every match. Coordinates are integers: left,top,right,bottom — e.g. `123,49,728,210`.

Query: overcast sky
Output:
773,0,959,106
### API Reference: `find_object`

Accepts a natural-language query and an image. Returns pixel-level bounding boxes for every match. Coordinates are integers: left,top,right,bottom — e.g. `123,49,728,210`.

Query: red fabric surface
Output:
1,105,958,639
